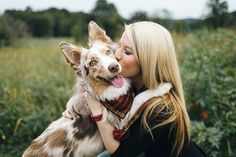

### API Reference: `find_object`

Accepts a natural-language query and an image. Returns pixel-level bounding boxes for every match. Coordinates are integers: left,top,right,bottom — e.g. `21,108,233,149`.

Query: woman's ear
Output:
88,21,112,44
59,42,85,66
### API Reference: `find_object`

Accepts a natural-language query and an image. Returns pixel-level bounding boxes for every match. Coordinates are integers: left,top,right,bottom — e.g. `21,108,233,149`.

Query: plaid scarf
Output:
113,98,152,141
100,89,134,119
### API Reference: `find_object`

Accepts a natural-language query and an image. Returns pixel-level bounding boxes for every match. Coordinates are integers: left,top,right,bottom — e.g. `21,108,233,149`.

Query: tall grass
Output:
0,29,235,157
0,38,76,156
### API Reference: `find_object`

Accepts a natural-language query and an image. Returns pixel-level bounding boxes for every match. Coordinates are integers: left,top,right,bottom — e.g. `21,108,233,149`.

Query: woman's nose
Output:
115,50,122,61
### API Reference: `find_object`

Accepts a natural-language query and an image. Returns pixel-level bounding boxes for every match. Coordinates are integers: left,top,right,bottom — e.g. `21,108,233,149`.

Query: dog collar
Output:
100,89,134,119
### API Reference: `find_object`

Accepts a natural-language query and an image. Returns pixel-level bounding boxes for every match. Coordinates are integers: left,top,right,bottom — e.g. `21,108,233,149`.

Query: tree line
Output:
0,0,235,46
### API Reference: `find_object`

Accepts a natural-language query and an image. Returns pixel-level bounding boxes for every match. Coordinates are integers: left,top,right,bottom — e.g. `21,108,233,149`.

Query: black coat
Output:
111,116,207,157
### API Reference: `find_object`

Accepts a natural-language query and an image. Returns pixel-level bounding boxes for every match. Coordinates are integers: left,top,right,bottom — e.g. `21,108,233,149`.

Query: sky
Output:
0,0,235,19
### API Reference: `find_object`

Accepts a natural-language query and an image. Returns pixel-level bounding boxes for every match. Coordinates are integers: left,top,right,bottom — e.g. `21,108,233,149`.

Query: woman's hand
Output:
84,91,104,115
84,91,119,153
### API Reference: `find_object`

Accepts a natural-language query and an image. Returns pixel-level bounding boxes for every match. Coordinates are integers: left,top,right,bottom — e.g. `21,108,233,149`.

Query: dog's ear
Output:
88,21,112,44
59,42,84,67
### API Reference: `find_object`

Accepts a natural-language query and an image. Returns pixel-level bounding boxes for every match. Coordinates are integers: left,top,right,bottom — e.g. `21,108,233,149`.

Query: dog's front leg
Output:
63,94,82,119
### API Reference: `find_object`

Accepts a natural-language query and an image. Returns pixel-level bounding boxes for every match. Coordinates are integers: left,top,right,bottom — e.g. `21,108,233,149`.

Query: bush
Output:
0,16,15,46
0,16,28,46
178,29,236,157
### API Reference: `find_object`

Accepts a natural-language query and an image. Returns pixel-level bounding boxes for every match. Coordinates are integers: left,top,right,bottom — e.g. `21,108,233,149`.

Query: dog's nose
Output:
108,63,119,73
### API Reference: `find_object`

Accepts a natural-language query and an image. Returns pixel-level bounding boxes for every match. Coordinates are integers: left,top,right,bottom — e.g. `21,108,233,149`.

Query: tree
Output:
205,0,229,28
27,14,53,37
129,11,149,22
0,15,28,46
70,13,89,42
43,8,73,36
173,20,188,33
90,0,124,39
4,9,53,37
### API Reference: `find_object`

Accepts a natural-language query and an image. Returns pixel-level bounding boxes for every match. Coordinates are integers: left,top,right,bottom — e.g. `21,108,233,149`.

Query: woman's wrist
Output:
90,107,108,123
90,114,103,122
84,91,103,114
90,107,103,115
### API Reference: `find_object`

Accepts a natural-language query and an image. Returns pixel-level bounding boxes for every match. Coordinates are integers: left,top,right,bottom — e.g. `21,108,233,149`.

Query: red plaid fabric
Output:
113,129,129,141
101,90,134,119
113,98,153,141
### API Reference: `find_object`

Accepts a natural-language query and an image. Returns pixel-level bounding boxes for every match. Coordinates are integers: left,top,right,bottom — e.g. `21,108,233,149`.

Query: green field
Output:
0,29,235,157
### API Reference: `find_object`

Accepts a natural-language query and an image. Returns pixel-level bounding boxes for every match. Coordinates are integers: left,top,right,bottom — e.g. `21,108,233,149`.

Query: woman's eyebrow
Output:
118,42,132,51
124,46,133,51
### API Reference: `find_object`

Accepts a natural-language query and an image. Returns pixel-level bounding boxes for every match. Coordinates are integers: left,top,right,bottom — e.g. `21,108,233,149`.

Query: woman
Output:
83,21,206,157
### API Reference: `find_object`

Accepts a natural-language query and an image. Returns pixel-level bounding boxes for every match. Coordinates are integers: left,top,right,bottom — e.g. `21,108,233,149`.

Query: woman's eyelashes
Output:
116,44,133,55
125,49,132,55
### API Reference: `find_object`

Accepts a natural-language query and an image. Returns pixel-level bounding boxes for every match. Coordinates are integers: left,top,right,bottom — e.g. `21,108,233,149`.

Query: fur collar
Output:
132,83,173,109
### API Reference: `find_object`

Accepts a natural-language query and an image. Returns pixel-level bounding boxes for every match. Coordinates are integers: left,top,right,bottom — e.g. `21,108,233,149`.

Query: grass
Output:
0,37,76,156
0,29,235,157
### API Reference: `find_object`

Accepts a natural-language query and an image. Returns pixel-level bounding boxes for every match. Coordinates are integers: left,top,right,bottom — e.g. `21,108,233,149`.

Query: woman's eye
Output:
89,60,97,66
125,50,132,55
106,49,112,55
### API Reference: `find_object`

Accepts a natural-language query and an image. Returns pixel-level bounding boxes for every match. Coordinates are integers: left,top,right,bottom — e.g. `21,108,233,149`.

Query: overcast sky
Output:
0,0,235,19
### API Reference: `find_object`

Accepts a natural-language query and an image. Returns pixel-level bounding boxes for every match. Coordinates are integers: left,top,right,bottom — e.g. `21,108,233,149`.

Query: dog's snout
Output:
108,63,119,73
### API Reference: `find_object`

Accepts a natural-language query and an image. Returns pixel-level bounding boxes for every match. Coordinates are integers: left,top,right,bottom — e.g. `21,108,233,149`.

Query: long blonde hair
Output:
125,21,190,156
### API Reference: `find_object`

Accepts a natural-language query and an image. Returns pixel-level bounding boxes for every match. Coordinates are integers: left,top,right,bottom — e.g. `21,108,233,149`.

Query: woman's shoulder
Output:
139,94,176,137
145,94,175,122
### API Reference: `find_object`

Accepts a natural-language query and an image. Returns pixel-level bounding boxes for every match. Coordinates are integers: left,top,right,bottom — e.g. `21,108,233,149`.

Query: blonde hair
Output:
125,21,190,156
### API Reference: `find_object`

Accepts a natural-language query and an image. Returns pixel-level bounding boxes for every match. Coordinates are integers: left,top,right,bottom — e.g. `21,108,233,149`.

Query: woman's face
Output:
116,31,141,79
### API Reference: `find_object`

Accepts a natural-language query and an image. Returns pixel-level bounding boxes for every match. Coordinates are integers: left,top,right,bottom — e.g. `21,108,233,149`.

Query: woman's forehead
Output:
119,31,131,48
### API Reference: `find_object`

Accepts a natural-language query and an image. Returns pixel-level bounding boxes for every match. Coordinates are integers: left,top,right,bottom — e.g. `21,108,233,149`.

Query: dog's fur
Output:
23,22,132,157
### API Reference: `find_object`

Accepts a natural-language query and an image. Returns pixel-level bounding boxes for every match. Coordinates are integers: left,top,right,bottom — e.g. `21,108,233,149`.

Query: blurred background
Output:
0,0,235,156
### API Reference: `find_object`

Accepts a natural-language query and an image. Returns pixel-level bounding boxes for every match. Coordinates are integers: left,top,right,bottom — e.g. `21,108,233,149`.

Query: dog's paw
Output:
63,110,79,120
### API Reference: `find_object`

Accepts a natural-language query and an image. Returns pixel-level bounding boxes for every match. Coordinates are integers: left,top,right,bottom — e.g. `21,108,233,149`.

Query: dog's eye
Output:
89,60,97,66
106,50,112,55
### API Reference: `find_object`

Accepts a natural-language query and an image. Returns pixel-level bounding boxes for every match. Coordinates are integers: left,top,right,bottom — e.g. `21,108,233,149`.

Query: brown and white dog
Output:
23,21,133,157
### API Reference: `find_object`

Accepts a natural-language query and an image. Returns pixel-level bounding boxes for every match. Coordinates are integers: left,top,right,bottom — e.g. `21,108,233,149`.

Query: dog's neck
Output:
81,76,131,102
101,89,134,119
77,74,133,119
74,77,133,119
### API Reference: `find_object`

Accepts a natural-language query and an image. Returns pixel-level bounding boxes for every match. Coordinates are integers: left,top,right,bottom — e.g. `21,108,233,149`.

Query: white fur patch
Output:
73,135,104,157
100,55,116,72
45,146,64,157
90,42,120,74
133,83,173,107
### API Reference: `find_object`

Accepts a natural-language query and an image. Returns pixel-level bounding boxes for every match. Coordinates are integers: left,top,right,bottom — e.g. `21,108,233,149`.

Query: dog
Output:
23,21,133,157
